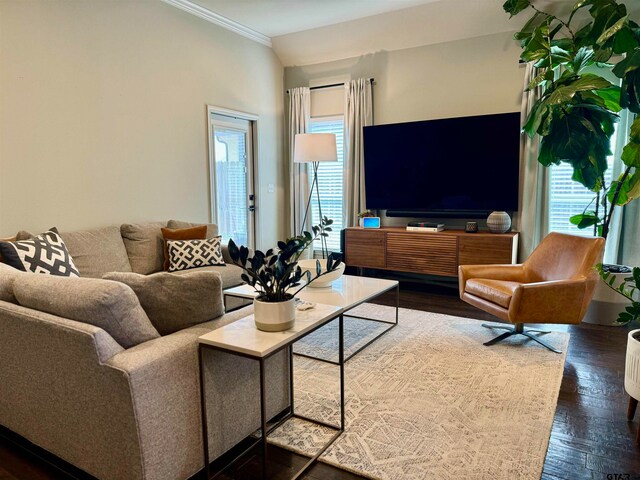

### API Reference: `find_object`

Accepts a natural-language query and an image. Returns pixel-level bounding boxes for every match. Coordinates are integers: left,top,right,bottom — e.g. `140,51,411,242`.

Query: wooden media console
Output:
344,227,519,277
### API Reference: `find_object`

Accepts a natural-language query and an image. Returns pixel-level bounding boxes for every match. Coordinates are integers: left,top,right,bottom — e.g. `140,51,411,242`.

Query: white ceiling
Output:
273,0,527,66
192,0,439,37
179,0,640,67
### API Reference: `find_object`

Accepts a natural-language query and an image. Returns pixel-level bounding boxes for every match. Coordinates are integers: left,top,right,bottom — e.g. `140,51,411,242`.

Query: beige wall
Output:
0,0,285,248
285,32,525,229
286,31,524,124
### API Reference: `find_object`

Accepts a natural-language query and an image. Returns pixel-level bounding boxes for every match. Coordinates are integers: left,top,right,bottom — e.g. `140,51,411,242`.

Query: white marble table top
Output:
224,274,397,310
198,303,342,358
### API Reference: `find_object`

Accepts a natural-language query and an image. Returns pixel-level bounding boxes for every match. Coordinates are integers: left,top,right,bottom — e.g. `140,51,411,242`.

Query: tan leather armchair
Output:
459,232,605,353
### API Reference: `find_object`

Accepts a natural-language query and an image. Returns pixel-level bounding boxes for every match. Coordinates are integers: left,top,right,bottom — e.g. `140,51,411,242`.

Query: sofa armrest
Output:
458,264,526,298
509,278,588,324
0,302,144,480
106,326,289,478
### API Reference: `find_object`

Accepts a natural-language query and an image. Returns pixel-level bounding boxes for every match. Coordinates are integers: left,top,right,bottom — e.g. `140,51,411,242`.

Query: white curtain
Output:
515,62,549,261
288,87,311,236
343,78,373,227
604,109,632,264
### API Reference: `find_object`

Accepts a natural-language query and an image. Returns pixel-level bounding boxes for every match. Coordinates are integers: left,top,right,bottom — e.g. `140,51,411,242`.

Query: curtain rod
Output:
286,78,374,94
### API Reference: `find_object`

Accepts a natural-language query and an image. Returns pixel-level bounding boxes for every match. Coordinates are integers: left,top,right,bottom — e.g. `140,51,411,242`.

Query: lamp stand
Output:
299,162,327,258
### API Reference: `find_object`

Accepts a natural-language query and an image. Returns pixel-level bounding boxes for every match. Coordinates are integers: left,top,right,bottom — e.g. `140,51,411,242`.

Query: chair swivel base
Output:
481,323,562,354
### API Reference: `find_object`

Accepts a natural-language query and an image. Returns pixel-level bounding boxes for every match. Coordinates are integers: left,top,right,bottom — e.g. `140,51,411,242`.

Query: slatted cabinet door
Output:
386,233,458,276
345,229,386,268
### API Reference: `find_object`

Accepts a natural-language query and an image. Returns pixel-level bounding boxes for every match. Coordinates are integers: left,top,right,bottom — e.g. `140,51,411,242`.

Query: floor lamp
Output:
294,133,338,257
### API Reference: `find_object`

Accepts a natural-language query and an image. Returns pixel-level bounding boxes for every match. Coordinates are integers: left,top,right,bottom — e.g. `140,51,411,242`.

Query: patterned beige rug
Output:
269,303,569,480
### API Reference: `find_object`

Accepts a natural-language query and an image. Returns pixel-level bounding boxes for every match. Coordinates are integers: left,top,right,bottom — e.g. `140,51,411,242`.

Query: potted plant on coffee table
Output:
227,226,342,332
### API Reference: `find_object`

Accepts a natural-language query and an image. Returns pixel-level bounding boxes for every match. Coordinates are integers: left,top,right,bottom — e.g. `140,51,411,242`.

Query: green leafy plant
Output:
596,264,640,323
228,222,342,303
290,215,334,259
358,210,375,218
504,0,640,238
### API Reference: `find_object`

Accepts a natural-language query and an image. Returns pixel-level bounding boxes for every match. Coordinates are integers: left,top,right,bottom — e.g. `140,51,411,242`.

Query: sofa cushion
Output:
161,225,207,271
167,219,218,239
171,264,243,289
0,229,80,277
60,226,133,278
167,237,225,273
120,222,167,275
13,274,160,348
465,278,521,309
103,270,224,335
0,262,21,303
0,235,17,263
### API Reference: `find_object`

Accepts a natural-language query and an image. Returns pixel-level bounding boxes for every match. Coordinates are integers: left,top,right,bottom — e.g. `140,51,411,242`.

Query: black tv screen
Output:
363,113,521,215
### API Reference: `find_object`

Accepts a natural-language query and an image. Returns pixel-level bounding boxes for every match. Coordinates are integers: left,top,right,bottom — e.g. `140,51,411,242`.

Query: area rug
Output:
293,313,393,363
269,303,569,480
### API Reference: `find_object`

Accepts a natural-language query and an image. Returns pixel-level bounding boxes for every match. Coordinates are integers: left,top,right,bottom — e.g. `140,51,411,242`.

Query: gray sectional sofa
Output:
0,220,289,480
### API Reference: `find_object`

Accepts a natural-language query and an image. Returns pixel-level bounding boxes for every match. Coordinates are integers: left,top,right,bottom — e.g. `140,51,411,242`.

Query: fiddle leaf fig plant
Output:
504,0,640,238
227,221,342,303
596,264,640,324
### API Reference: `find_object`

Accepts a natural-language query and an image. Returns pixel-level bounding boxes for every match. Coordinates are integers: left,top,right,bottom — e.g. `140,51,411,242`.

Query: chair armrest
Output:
509,278,588,324
458,264,526,298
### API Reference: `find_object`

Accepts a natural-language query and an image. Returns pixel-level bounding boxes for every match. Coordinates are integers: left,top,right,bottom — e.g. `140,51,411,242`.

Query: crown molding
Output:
161,0,272,48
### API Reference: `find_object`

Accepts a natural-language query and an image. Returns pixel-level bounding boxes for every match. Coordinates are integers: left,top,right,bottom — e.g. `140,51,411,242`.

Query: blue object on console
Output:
362,217,381,229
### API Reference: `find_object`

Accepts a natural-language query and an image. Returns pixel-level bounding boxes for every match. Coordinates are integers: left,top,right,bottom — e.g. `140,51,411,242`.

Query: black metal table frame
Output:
223,283,399,366
199,313,345,480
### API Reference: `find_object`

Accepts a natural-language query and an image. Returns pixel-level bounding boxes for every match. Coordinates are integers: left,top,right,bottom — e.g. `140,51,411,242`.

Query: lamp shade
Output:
294,133,337,163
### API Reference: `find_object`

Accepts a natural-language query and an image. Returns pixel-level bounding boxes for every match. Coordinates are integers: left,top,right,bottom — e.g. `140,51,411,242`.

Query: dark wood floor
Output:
2,281,639,480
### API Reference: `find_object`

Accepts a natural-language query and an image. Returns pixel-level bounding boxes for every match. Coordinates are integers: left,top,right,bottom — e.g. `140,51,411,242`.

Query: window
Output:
547,66,621,237
548,139,616,237
309,116,344,253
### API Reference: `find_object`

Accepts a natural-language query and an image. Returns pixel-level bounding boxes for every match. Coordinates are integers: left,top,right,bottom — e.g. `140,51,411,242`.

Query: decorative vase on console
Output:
487,211,511,234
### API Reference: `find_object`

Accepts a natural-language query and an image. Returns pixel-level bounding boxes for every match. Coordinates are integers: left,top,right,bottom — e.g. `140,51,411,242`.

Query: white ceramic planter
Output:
625,329,640,401
583,269,631,326
298,259,346,288
253,298,295,332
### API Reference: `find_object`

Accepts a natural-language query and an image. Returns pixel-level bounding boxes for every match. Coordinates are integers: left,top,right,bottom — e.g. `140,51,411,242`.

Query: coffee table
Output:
223,274,399,364
198,303,344,480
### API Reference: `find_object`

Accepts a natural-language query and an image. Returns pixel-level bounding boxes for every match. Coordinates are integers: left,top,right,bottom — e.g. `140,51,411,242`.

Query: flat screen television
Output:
363,112,521,217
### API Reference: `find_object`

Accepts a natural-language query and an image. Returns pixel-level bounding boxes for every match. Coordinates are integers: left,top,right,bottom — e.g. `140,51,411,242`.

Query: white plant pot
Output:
583,268,632,326
298,259,346,288
253,297,295,332
625,329,640,401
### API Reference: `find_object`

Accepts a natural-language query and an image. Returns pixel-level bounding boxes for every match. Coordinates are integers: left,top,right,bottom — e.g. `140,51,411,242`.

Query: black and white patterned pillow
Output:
0,229,80,277
167,236,225,272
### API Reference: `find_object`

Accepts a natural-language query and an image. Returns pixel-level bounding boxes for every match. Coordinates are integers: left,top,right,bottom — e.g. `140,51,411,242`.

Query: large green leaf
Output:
613,27,639,53
503,0,531,17
630,116,640,142
612,48,640,77
572,46,596,72
570,212,601,229
547,74,615,105
621,68,640,113
622,141,640,166
594,85,623,111
597,16,628,45
521,22,551,62
515,11,553,40
608,170,640,205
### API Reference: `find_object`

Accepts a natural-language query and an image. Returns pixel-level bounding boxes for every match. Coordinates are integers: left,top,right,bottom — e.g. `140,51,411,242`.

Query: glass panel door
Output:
210,119,254,249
